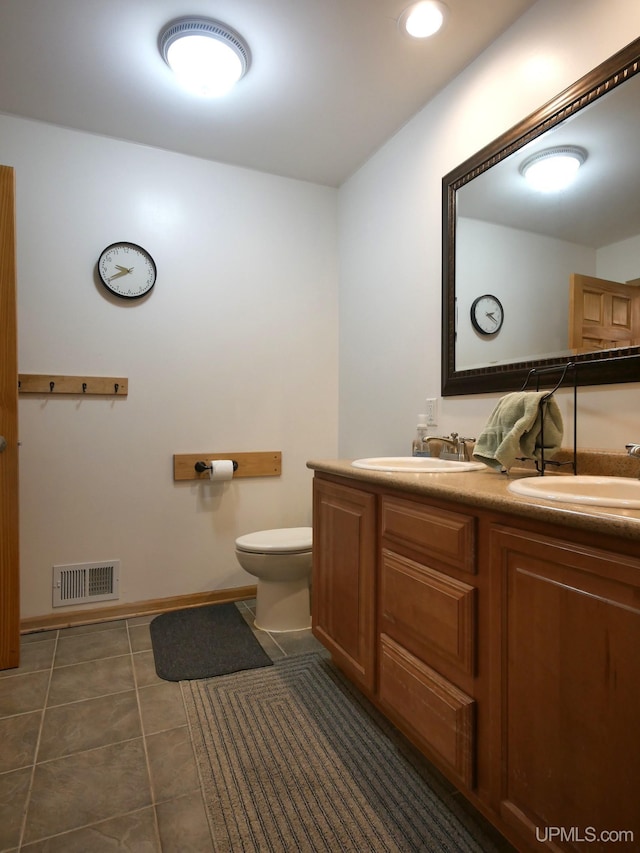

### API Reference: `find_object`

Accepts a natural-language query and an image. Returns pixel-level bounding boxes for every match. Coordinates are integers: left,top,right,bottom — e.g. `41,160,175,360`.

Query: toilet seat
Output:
235,526,312,554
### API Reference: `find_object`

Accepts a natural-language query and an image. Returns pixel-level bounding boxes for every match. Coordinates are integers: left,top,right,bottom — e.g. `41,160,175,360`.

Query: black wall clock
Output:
470,294,504,335
98,242,156,299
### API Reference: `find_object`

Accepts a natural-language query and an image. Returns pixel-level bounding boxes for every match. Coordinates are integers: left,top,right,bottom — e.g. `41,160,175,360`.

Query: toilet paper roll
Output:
209,459,235,481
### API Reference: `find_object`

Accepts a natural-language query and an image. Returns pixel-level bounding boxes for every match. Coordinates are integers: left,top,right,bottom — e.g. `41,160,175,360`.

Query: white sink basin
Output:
352,456,485,473
508,475,640,508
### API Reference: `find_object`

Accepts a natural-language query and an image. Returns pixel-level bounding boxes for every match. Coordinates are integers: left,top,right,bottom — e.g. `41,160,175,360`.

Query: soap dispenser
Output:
412,415,431,457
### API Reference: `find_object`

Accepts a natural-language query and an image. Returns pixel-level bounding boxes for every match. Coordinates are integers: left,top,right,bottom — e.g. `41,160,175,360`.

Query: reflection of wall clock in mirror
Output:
98,242,156,299
470,294,504,335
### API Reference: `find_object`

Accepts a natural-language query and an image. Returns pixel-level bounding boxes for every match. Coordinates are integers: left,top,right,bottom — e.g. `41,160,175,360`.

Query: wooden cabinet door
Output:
492,525,640,849
312,478,376,692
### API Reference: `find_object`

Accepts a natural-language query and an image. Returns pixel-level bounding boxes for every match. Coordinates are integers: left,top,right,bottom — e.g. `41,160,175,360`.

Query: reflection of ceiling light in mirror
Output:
159,18,250,97
520,146,587,192
399,1,448,38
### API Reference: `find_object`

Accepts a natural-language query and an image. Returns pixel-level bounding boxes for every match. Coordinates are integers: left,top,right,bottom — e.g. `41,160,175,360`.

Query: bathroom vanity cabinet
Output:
310,468,640,852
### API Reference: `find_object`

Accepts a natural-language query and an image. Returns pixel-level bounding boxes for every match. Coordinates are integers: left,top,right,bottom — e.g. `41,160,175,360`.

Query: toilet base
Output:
254,577,311,633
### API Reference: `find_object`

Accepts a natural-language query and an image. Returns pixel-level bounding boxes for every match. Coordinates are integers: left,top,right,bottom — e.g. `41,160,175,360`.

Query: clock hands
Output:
108,265,134,282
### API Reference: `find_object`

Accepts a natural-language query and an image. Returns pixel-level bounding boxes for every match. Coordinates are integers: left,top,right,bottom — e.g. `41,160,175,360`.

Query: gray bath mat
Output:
150,603,273,681
183,652,503,852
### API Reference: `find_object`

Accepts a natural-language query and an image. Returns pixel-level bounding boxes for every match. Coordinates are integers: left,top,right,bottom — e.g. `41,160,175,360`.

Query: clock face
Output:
98,242,156,299
470,294,504,335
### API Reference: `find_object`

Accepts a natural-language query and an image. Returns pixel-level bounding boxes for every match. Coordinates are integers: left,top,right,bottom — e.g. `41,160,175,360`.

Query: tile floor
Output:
2,600,512,852
0,600,323,852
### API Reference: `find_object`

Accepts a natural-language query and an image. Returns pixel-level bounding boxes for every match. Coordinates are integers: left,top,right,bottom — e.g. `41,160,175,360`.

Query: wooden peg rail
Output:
18,374,128,396
174,451,281,481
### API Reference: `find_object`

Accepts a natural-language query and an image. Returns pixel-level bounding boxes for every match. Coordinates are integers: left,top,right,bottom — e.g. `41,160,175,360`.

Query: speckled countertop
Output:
307,450,640,543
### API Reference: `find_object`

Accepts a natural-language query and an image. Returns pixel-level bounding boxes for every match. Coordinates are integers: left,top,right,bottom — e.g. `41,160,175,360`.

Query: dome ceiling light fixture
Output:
159,17,250,97
519,146,588,192
399,1,449,38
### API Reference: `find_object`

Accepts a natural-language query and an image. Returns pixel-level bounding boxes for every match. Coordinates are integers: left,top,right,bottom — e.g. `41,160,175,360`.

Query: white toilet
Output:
234,527,313,632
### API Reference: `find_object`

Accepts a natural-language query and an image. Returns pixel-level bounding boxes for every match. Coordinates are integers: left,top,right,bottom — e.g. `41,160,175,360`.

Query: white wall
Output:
598,233,640,281
338,0,640,458
2,117,338,619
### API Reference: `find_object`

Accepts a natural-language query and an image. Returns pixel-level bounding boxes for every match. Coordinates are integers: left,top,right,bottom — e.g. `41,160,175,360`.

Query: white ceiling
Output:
0,0,537,187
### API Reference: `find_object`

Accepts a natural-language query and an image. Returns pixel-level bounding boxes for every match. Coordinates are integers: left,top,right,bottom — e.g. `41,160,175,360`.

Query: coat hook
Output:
49,381,55,392
114,383,119,394
82,382,87,393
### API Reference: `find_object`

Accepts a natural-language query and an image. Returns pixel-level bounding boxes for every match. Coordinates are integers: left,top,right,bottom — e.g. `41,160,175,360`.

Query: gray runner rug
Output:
182,652,502,852
150,603,272,681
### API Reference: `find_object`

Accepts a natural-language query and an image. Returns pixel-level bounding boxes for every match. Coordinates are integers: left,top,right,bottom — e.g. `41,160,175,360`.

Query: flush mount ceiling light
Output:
159,17,250,97
519,146,587,192
399,1,448,38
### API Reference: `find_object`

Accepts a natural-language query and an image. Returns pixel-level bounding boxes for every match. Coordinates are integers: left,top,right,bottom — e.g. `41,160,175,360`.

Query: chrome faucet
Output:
425,432,475,462
626,444,640,478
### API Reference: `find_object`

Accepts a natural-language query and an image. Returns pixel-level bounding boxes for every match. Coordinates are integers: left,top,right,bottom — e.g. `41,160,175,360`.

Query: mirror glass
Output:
442,37,640,395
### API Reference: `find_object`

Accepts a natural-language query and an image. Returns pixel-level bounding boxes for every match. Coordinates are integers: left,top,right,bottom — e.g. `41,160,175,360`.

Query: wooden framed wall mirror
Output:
442,37,640,396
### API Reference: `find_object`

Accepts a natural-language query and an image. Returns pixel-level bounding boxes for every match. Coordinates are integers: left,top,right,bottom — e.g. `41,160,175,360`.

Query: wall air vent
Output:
52,561,120,607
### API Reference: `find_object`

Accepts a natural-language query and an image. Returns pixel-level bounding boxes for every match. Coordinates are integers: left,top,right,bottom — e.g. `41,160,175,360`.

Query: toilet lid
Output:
235,526,313,553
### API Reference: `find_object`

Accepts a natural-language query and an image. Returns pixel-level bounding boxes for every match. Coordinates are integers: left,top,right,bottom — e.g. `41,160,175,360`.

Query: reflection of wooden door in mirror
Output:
569,273,640,352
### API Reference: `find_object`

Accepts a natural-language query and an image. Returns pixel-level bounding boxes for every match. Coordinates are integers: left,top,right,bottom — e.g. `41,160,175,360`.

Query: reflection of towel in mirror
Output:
472,391,563,472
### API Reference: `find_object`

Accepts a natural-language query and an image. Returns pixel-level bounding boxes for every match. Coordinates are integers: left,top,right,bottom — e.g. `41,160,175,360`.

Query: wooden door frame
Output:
0,165,20,669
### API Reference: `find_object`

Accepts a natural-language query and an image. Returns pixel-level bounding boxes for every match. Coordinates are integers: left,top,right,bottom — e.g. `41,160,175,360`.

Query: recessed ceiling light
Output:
399,1,448,38
159,17,250,97
519,146,587,192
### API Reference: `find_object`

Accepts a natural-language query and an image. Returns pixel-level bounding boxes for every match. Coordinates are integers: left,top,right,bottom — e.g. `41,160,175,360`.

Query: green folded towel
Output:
472,391,563,472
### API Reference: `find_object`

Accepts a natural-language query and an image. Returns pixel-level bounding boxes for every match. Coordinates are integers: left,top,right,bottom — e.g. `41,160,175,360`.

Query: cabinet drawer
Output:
381,549,475,675
381,497,475,574
379,635,475,788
